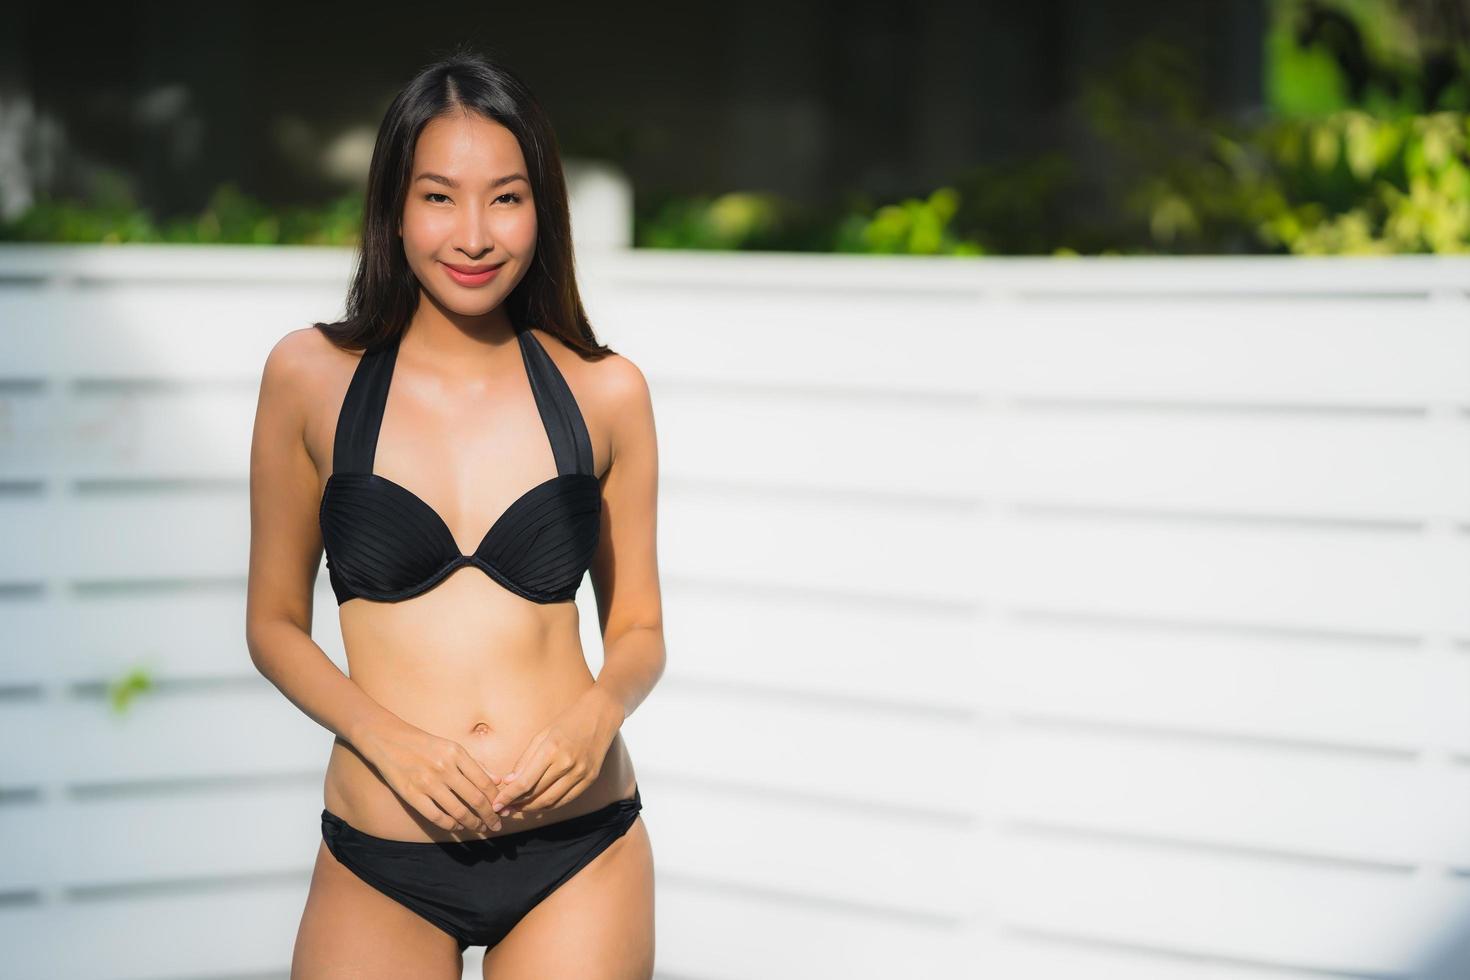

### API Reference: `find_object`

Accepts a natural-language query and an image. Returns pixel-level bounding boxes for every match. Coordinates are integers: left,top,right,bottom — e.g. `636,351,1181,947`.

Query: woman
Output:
244,51,663,979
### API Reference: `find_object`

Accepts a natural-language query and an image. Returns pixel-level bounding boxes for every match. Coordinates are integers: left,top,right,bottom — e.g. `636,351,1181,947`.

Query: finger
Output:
493,752,550,812
501,758,562,812
446,768,500,830
503,757,575,814
412,791,461,832
524,769,583,811
455,745,499,796
491,738,541,809
426,785,482,833
452,749,500,824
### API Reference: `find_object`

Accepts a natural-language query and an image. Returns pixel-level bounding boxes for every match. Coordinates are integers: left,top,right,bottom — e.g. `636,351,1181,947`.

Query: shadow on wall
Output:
1413,897,1470,980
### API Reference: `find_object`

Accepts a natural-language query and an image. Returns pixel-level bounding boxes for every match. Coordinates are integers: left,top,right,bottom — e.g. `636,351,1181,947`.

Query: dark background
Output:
2,0,1264,219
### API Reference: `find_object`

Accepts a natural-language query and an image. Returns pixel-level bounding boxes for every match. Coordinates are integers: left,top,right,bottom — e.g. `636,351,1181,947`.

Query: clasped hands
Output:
487,686,620,821
365,685,622,835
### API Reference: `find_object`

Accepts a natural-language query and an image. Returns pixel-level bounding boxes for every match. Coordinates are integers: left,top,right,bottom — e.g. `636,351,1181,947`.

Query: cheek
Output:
503,208,537,251
402,208,450,245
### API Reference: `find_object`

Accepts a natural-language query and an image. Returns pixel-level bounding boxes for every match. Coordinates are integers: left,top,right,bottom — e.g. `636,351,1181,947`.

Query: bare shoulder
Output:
529,327,650,414
261,325,360,408
261,324,331,390
257,327,364,476
585,350,650,416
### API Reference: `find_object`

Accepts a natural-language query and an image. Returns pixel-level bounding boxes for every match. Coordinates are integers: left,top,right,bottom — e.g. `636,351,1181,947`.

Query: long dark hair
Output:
314,48,614,360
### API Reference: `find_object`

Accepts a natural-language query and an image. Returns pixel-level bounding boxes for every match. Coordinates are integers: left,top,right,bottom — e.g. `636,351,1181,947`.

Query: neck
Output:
400,287,520,368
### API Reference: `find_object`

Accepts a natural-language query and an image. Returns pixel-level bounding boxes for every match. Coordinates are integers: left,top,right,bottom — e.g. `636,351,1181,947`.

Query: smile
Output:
440,261,505,286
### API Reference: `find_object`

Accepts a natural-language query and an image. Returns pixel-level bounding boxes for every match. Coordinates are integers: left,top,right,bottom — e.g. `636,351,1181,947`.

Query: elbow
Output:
244,614,293,672
245,623,270,672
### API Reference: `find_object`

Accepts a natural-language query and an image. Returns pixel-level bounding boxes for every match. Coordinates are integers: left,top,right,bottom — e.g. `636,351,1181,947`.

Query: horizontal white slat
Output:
983,298,1470,403
636,682,978,813
9,384,1466,528
600,288,1470,402
1,776,974,922
1443,655,1470,756
4,245,1469,980
0,580,345,687
0,870,964,980
2,379,982,495
0,879,307,980
1,281,341,375
1,482,983,604
984,518,1470,635
986,931,1369,980
980,619,1438,750
0,688,326,785
584,249,1470,293
653,877,966,980
593,285,987,391
993,831,1470,976
993,410,1470,523
990,726,1470,867
0,681,976,811
659,581,980,711
0,782,319,891
0,680,971,811
4,574,970,725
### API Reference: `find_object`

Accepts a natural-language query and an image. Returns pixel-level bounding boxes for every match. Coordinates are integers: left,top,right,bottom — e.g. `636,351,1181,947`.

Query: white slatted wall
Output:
1,244,1467,980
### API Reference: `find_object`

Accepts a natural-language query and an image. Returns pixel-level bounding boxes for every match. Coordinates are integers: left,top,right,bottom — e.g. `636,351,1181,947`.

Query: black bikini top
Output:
318,325,601,606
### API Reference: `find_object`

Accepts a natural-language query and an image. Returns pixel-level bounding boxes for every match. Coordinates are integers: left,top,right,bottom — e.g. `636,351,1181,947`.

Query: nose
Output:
455,203,496,261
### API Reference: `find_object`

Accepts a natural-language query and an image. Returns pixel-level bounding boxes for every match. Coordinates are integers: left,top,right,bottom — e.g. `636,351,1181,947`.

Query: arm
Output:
586,354,666,729
244,330,506,833
489,354,666,815
243,329,400,750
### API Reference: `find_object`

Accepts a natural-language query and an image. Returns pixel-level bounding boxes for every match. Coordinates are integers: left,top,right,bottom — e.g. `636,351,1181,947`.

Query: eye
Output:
497,192,524,205
424,192,450,204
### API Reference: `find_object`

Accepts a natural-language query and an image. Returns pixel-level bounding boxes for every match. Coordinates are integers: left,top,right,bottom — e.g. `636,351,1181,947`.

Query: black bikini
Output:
315,324,641,953
319,323,602,605
321,790,643,954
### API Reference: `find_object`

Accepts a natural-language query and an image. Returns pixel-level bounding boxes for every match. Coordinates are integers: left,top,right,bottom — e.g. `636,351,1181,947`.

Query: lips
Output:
440,260,505,286
442,261,503,274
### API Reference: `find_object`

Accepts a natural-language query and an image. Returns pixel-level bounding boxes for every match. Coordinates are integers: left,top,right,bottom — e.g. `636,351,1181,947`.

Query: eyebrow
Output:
413,171,528,189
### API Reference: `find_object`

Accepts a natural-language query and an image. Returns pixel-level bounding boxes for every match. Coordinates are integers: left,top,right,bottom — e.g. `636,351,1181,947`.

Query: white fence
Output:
1,243,1467,979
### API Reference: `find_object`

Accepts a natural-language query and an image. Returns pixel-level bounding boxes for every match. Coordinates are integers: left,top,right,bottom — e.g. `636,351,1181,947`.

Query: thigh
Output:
481,814,655,980
292,841,464,980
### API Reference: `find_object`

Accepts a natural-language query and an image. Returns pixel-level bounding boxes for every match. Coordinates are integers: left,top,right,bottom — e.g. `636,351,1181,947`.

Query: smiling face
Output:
398,111,537,316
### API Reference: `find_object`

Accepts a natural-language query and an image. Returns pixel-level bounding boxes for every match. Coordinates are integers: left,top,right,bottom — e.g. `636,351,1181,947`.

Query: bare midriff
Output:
321,563,637,844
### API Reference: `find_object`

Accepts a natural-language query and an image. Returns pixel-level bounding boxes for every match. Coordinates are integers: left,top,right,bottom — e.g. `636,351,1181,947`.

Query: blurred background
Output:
2,1,1469,978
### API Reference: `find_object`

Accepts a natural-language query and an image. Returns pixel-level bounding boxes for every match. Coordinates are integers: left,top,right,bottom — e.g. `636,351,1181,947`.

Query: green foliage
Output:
1266,0,1470,117
107,665,155,715
0,182,364,245
1046,5,1470,255
1092,103,1470,256
1253,110,1470,253
1267,13,1355,117
636,191,791,250
831,187,984,255
4,0,1465,257
637,185,987,255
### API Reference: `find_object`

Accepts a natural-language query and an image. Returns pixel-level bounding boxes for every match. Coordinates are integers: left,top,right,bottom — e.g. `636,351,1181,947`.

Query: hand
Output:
493,688,622,818
357,720,503,833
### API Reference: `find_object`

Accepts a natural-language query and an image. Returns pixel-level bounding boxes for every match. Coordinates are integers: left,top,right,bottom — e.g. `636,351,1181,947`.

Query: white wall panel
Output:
1,243,1467,979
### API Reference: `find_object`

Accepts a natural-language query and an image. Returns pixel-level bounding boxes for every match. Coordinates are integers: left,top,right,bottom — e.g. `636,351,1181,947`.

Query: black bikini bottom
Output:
320,785,642,952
